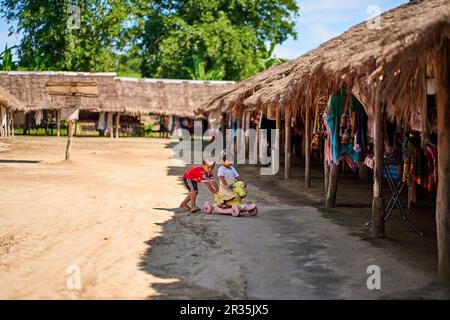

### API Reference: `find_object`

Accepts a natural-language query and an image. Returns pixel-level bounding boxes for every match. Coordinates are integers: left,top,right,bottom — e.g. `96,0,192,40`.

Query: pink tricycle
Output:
202,201,258,217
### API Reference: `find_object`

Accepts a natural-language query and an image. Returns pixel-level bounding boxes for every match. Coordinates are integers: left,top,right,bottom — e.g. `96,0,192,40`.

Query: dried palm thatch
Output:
197,58,299,118
0,71,122,113
116,77,236,118
0,84,26,111
202,0,450,124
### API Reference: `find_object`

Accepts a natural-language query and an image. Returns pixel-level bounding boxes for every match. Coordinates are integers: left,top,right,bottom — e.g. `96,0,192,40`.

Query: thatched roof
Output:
0,85,26,111
202,0,450,123
116,77,235,118
0,71,122,113
0,71,235,118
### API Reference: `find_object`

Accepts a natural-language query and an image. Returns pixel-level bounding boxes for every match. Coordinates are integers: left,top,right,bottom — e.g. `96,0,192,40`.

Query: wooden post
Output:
236,113,242,159
305,105,312,188
44,110,49,136
4,110,9,138
284,108,292,180
108,112,113,138
115,112,120,139
65,120,74,160
56,110,61,137
435,42,450,283
276,104,281,154
326,165,339,208
371,92,385,238
10,111,14,137
221,112,227,147
324,159,330,197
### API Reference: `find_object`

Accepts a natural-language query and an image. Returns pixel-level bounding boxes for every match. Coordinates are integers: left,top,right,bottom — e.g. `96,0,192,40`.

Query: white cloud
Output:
307,24,338,42
299,0,368,13
273,46,298,60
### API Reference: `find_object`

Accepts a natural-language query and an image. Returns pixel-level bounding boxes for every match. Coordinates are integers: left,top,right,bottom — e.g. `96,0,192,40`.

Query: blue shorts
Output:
183,178,198,192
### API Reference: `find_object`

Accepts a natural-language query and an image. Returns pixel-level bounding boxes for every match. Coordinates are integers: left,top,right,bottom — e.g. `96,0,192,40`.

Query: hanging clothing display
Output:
34,110,43,126
322,88,368,170
402,133,438,195
97,113,106,130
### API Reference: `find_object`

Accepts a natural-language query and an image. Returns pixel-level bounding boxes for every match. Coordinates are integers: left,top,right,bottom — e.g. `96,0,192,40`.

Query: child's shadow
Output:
154,207,191,214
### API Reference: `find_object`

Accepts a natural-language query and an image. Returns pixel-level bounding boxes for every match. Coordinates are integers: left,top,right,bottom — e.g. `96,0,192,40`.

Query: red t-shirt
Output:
183,166,214,182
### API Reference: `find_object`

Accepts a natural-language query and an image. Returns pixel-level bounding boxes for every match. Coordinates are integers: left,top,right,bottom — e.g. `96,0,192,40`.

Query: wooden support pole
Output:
115,112,120,139
221,112,227,147
326,165,339,208
65,120,74,160
371,93,385,238
276,104,281,154
4,110,9,138
435,42,450,283
56,110,61,137
284,108,292,180
324,159,330,197
305,105,312,188
44,110,49,136
108,112,113,138
10,111,14,137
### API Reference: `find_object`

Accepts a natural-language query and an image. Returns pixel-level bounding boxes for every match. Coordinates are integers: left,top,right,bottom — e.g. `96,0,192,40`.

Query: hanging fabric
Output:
322,87,366,170
97,112,106,130
34,110,43,126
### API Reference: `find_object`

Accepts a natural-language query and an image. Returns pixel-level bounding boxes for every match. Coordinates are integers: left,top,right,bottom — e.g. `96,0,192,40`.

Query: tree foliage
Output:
0,45,16,71
137,0,298,80
0,0,298,80
0,0,134,71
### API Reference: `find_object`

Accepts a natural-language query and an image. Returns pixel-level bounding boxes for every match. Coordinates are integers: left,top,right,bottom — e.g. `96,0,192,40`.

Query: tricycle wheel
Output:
202,201,213,214
248,207,258,216
231,205,240,217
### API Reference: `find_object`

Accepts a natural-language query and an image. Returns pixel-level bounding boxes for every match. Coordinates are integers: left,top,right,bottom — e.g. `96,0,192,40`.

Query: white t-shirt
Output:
217,165,239,180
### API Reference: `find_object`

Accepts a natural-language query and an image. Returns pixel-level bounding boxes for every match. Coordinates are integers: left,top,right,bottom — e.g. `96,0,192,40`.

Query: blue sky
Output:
0,0,407,61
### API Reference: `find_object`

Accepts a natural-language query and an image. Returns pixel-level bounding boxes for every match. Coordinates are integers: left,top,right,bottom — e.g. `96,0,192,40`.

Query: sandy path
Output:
0,137,184,299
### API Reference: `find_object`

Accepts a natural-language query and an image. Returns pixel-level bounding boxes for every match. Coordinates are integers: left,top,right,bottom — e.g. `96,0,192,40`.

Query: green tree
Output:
136,0,298,81
0,0,136,71
0,45,16,71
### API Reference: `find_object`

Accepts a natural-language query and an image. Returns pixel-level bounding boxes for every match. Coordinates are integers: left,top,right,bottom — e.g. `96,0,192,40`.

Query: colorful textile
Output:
323,88,367,170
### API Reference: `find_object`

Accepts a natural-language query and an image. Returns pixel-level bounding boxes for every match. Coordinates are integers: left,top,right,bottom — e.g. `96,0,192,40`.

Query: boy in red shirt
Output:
180,158,219,213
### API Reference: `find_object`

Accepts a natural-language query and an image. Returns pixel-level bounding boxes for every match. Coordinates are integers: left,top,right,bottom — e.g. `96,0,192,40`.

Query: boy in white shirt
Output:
217,155,242,189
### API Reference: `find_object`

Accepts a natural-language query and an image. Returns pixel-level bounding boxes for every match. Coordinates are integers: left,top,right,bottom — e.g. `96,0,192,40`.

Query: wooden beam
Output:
108,112,113,138
435,41,450,283
221,112,227,147
10,111,14,137
4,110,9,138
325,165,339,208
115,112,120,139
305,105,311,188
56,110,61,137
276,104,281,149
65,120,74,160
371,92,385,238
284,108,292,180
324,159,330,197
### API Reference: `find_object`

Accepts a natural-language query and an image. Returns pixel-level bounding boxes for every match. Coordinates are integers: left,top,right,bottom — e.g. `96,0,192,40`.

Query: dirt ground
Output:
1,137,449,299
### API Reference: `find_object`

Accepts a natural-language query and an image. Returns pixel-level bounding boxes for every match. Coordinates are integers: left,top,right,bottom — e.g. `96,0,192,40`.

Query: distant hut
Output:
0,71,122,137
0,72,235,138
116,77,235,137
0,84,26,138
